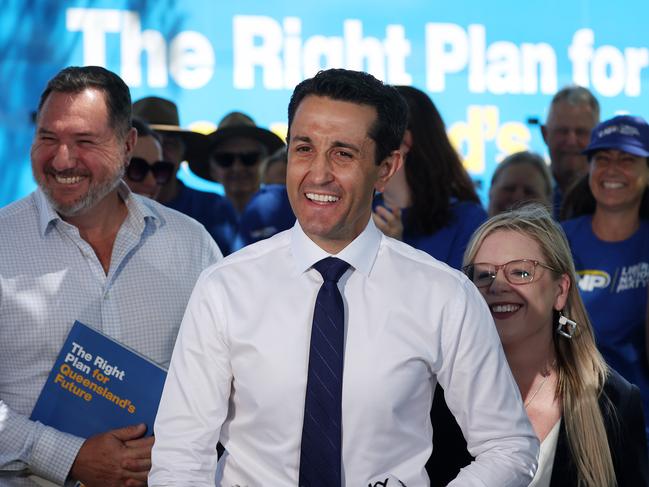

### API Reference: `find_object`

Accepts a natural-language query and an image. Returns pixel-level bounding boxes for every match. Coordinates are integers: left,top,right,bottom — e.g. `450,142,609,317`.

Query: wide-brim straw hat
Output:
190,111,285,180
132,96,209,165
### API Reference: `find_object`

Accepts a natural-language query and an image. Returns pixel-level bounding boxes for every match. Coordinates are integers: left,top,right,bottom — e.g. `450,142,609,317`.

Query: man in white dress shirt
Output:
149,69,539,486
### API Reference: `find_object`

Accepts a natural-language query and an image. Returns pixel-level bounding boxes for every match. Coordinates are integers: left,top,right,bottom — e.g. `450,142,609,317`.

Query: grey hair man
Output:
541,86,600,215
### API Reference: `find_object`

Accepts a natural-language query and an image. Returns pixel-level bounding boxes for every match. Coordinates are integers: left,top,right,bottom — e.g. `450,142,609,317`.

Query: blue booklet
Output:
30,320,167,438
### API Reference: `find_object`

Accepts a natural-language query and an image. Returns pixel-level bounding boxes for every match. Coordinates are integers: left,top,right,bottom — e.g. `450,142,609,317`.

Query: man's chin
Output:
40,176,122,218
47,193,93,218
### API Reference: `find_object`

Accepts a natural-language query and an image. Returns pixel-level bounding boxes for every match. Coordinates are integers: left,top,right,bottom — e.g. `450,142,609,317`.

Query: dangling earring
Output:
556,311,577,339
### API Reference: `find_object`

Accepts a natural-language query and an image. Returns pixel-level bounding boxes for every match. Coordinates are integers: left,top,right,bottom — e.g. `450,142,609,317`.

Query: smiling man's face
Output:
286,95,399,253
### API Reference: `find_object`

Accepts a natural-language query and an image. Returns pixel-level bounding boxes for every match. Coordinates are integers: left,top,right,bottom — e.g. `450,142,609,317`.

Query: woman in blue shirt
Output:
561,114,649,445
372,85,486,269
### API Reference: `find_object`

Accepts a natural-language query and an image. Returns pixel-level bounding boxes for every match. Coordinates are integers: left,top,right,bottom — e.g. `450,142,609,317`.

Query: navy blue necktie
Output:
299,257,350,487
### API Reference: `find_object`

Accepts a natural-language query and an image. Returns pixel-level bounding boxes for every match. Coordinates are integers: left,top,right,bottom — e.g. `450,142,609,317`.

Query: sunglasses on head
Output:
126,157,175,185
211,151,262,168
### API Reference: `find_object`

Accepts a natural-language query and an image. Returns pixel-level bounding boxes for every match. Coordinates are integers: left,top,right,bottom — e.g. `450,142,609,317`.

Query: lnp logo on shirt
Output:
577,263,649,293
616,262,649,292
577,270,611,292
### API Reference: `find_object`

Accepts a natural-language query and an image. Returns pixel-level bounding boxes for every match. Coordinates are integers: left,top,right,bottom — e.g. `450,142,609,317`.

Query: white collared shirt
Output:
149,219,539,486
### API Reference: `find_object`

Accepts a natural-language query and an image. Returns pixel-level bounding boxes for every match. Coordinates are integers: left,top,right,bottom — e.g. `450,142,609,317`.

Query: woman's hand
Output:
372,205,404,241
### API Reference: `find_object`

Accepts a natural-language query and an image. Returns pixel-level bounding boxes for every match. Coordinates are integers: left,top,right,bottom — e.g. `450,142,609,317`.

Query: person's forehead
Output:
499,163,546,184
41,88,107,115
592,148,643,158
547,101,596,127
160,133,184,144
291,95,377,141
38,88,111,132
133,134,162,160
477,229,544,261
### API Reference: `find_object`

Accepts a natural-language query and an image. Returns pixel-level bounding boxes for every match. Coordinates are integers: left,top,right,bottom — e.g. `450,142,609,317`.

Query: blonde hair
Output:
463,204,615,487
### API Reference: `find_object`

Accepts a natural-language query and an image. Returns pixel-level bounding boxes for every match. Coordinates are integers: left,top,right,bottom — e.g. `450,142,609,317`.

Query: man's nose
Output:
51,143,77,171
309,153,334,184
564,130,580,146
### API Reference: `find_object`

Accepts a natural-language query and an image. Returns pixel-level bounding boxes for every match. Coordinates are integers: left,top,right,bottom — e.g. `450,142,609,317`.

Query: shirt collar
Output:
290,217,382,278
34,180,158,237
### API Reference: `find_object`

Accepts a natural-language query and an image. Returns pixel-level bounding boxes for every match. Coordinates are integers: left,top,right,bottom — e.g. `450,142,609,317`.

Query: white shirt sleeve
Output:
438,278,539,486
149,268,232,486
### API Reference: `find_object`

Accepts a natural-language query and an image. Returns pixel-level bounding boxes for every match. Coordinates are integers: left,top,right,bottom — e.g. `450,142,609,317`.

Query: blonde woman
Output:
430,204,647,487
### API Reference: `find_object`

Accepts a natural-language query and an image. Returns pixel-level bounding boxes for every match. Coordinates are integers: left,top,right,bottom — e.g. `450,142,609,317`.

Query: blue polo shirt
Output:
238,184,296,246
164,181,238,255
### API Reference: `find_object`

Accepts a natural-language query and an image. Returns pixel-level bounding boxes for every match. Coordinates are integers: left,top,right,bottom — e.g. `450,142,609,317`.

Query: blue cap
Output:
583,115,649,158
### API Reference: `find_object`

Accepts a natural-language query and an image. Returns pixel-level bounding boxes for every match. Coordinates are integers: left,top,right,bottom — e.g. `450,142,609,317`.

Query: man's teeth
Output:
491,304,520,313
55,175,84,185
603,181,624,189
306,192,339,203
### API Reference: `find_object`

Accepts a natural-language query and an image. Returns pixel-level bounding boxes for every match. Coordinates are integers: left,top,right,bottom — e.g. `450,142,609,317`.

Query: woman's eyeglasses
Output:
462,259,560,288
126,157,175,185
211,151,262,168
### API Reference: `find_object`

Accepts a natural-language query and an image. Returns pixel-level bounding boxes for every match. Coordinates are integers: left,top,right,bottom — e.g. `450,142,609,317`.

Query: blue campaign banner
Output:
2,0,649,207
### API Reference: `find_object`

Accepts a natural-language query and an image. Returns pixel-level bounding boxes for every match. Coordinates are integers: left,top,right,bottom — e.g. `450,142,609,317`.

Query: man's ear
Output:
374,149,403,193
124,127,137,161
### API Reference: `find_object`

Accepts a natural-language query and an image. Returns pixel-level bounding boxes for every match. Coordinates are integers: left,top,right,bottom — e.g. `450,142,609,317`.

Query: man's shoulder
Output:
603,367,639,403
379,234,468,284
137,194,213,235
451,199,487,220
0,193,40,234
560,215,590,234
200,229,292,278
0,193,37,220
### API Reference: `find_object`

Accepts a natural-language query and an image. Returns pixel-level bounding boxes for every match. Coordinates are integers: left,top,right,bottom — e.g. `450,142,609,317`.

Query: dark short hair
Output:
132,117,161,144
287,69,408,165
37,66,132,138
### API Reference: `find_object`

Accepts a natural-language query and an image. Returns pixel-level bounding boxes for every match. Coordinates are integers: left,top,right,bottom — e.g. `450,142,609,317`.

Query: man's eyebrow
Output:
290,135,312,144
291,135,361,152
332,141,361,153
36,127,98,138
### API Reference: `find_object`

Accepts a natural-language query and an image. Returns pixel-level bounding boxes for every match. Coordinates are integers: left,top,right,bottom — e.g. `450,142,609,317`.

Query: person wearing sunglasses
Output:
198,111,285,214
124,119,174,200
430,204,647,487
133,96,239,256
